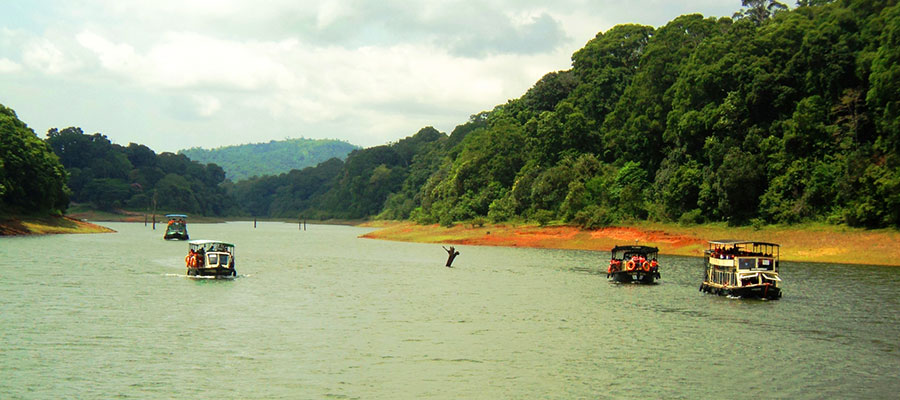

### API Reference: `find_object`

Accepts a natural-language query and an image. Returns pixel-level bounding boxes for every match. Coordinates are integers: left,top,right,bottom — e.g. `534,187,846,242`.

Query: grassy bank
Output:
360,221,900,266
0,214,115,236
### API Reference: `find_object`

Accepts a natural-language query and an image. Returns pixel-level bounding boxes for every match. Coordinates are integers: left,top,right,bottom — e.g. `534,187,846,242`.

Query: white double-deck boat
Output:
700,240,782,299
185,240,236,278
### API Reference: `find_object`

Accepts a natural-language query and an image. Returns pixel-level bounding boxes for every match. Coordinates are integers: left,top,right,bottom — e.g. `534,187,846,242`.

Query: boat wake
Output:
163,273,249,279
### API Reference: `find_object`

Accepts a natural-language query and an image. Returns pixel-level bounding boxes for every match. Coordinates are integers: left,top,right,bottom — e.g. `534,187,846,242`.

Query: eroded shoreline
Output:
360,221,900,266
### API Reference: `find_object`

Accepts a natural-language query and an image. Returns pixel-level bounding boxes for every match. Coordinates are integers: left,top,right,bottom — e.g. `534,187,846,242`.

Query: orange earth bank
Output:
359,221,900,266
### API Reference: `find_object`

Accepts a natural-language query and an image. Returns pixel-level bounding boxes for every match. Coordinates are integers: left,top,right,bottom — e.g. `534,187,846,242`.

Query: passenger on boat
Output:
185,249,196,267
608,259,621,273
196,248,205,267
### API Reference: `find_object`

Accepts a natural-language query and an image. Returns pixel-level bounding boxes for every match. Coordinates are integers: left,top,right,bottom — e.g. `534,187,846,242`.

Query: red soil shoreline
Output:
360,221,900,266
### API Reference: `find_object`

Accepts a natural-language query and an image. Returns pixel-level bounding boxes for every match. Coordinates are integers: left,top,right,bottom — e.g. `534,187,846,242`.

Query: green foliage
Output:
179,138,359,182
19,0,900,229
237,0,892,229
0,104,70,214
407,0,900,229
532,209,555,227
46,127,230,214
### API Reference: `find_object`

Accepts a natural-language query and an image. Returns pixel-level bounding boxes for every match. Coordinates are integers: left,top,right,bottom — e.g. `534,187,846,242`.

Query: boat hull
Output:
165,232,189,240
187,267,236,277
609,270,660,284
700,282,781,300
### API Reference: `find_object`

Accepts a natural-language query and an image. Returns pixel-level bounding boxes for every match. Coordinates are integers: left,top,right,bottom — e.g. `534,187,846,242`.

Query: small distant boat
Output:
164,214,189,240
699,240,782,300
185,240,237,277
606,245,660,283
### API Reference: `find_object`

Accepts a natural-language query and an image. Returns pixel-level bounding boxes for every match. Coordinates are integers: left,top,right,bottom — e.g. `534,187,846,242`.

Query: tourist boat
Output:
606,245,660,283
164,214,189,240
185,240,237,277
699,240,782,299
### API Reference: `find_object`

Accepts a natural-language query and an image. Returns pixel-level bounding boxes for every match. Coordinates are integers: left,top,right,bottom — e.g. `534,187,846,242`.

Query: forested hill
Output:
235,0,900,228
179,138,359,182
9,0,900,229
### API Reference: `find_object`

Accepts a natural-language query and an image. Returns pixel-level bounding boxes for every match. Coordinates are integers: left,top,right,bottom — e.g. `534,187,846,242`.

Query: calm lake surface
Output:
2,222,899,399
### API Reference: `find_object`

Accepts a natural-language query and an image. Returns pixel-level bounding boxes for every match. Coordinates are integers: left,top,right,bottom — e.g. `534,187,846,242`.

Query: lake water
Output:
1,222,898,399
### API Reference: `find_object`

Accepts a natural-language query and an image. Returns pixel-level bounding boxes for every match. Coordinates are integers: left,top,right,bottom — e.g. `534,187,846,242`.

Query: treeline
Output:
179,138,359,182
45,127,232,215
403,0,900,229
254,0,899,228
0,105,69,215
8,0,900,230
231,127,447,219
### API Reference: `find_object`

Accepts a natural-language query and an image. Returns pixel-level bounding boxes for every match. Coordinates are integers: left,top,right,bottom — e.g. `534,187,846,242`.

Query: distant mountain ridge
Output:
179,138,359,182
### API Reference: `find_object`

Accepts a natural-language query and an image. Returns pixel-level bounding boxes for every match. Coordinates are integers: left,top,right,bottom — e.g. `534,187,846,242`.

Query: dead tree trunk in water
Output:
443,246,460,267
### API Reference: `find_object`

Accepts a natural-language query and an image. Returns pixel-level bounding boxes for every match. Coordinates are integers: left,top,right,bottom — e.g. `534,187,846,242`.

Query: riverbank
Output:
359,221,900,266
0,214,115,236
64,207,362,226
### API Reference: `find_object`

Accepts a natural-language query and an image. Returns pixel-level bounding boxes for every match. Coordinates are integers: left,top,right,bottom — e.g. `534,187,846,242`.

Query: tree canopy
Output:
45,127,232,215
0,104,69,214
8,0,900,229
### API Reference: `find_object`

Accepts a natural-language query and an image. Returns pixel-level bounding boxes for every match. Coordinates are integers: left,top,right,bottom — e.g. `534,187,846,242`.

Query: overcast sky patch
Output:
0,1,740,152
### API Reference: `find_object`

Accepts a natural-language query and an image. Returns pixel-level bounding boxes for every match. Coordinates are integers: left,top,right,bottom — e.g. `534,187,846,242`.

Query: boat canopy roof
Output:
611,245,659,255
707,239,779,247
189,240,234,247
166,214,188,219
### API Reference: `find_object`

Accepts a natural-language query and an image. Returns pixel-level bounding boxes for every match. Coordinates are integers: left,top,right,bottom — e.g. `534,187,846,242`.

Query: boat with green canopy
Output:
164,214,189,240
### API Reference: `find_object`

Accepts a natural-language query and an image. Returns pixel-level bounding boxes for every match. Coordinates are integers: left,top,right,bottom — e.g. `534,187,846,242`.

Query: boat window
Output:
756,259,773,270
738,259,756,270
208,254,218,265
220,254,229,266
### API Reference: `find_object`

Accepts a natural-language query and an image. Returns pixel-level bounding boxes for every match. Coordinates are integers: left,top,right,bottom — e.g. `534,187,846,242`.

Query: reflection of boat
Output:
700,240,782,300
164,214,189,240
186,240,236,277
606,245,660,283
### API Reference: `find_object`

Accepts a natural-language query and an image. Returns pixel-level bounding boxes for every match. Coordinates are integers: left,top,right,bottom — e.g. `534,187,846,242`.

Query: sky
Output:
1,1,739,153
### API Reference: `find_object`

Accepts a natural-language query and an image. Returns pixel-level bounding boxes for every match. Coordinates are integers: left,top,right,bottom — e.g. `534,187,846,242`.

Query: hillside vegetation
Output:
237,0,900,228
179,138,358,182
5,0,900,231
45,127,232,216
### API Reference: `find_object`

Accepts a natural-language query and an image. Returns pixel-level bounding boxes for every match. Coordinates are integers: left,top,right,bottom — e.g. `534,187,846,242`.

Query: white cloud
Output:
1,0,744,151
315,0,351,30
191,94,222,117
76,31,139,72
22,38,79,74
0,58,21,73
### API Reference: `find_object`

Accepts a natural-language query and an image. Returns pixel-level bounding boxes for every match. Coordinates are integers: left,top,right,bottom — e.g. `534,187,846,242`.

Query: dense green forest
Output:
179,138,358,182
44,127,233,215
244,0,898,228
402,0,900,229
6,0,900,230
0,105,69,215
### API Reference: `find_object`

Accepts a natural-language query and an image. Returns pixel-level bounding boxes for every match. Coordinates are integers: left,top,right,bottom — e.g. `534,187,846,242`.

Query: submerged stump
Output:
443,245,460,267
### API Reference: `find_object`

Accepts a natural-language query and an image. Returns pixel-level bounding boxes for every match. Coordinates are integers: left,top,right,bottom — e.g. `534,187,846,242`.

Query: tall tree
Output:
734,0,790,24
0,104,69,214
